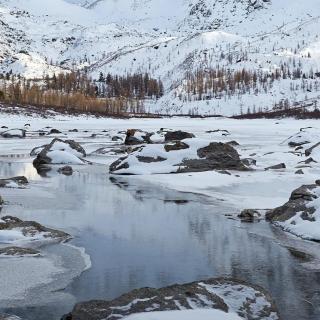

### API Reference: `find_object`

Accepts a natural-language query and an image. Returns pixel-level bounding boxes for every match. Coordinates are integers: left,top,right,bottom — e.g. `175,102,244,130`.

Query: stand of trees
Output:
178,65,320,102
0,71,164,115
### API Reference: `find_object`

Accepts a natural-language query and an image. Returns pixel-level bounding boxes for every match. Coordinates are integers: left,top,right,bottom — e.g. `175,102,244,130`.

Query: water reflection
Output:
0,163,319,320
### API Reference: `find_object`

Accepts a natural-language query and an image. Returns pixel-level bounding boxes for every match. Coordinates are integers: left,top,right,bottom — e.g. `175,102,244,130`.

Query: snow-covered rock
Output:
266,182,320,241
32,138,86,170
0,129,26,139
0,215,71,244
63,278,279,320
110,138,247,174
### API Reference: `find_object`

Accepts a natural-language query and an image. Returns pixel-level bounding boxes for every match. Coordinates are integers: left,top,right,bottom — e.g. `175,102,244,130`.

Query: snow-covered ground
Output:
1,109,320,233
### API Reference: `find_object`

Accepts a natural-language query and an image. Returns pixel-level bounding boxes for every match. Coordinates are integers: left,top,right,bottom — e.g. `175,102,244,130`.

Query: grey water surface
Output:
0,162,319,320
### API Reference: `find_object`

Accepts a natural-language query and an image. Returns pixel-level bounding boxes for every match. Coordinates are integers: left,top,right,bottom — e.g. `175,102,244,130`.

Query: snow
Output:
46,150,84,165
1,0,320,115
123,309,242,320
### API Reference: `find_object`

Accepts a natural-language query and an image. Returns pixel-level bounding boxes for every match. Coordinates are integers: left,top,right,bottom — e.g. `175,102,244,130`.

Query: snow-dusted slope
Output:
1,0,320,115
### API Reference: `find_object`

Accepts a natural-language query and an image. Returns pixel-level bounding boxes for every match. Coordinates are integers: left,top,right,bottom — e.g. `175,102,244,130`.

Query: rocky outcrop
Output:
62,278,279,320
266,184,318,222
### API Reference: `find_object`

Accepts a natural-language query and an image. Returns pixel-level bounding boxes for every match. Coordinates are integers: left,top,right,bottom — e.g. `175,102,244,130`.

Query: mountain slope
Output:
1,0,320,115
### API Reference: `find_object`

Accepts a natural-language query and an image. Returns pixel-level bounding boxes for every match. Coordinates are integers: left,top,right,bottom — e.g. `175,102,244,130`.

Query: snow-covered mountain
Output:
1,0,320,115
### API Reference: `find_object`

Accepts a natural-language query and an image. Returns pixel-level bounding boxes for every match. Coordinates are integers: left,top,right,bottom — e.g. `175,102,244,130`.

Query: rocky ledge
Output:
266,182,320,241
62,278,279,320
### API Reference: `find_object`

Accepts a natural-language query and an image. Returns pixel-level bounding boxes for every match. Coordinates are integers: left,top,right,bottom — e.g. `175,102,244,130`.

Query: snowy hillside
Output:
1,0,320,115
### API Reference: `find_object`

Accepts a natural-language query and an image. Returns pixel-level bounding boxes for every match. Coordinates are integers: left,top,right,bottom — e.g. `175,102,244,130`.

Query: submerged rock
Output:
238,209,260,222
62,278,279,320
0,176,28,188
58,166,73,176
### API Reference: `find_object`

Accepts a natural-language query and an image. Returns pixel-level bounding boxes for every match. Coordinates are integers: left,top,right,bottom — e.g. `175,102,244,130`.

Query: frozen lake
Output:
0,162,319,320
0,115,320,319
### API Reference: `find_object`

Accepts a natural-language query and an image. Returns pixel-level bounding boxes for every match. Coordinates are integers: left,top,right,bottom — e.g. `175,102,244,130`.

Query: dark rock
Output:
265,163,286,170
295,169,304,175
305,142,320,157
124,129,152,145
48,128,62,134
242,158,257,166
112,136,123,142
109,158,130,173
69,129,78,133
238,209,260,221
61,278,278,320
177,142,247,173
58,166,73,176
266,184,317,222
288,141,310,147
164,141,189,152
164,130,195,142
137,156,166,163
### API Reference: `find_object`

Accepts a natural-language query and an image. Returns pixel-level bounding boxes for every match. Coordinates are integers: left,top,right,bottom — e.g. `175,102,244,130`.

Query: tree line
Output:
0,71,164,115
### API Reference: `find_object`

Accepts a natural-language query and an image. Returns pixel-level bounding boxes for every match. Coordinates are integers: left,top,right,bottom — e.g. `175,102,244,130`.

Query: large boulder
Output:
164,130,195,142
62,278,279,320
33,138,86,171
177,142,247,173
125,129,153,145
266,183,320,241
110,139,247,175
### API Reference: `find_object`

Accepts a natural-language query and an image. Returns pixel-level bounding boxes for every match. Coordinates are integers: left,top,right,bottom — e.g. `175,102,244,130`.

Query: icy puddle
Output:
0,162,318,320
